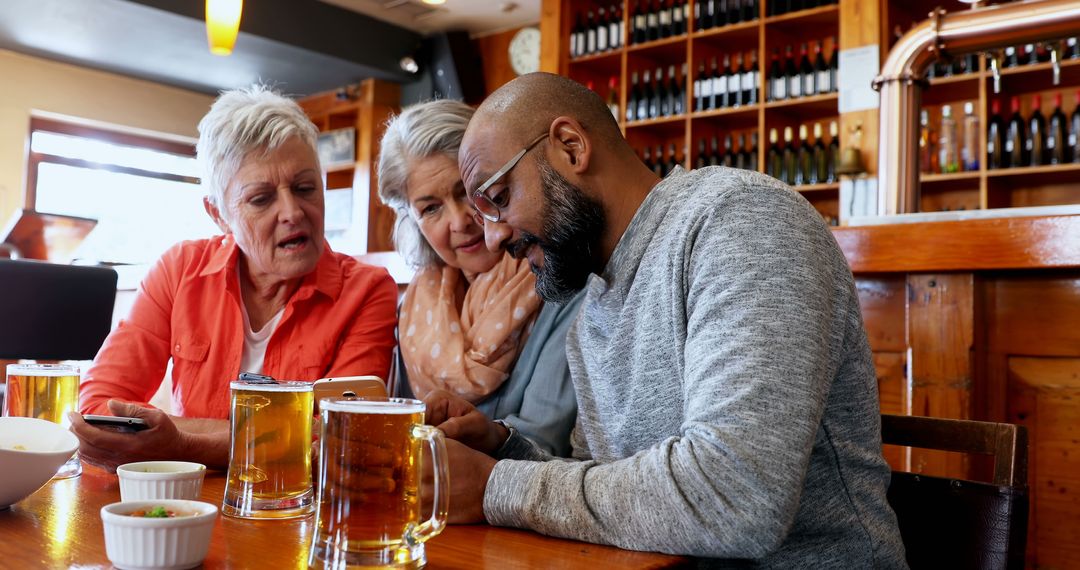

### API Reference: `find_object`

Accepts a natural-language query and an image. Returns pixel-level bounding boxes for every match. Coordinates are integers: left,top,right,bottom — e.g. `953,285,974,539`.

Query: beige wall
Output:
0,49,214,225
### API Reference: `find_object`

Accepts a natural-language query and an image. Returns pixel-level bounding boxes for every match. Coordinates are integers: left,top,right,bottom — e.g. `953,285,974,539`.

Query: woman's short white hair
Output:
377,99,474,268
197,85,320,208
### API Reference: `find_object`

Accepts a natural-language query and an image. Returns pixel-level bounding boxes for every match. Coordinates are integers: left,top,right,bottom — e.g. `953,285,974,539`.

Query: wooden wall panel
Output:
474,28,523,98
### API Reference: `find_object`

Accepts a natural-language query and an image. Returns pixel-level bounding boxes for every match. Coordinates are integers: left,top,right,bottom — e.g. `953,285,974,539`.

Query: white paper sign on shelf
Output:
839,177,879,223
839,45,881,113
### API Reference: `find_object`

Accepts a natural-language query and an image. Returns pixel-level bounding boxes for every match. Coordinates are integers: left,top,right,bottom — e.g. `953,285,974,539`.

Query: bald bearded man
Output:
425,72,907,568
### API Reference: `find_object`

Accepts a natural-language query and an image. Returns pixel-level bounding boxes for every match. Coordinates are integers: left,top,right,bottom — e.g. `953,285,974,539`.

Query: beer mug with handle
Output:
309,397,449,569
222,379,315,519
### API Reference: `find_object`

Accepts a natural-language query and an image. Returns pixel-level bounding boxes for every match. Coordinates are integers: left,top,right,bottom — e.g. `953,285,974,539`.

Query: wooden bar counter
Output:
0,466,689,569
835,213,1080,569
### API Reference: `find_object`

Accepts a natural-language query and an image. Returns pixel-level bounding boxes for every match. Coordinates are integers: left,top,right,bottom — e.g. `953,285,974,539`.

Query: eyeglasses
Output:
469,133,548,223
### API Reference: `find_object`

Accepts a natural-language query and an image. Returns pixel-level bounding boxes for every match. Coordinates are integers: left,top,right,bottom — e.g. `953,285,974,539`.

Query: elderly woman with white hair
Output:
378,99,579,457
70,85,398,470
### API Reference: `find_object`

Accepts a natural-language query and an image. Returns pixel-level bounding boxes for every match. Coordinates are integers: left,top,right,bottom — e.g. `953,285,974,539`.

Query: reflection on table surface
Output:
0,464,691,569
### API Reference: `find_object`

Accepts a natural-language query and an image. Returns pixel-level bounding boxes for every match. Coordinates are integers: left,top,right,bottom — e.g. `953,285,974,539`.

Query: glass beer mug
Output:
222,380,315,519
4,363,82,478
309,397,449,570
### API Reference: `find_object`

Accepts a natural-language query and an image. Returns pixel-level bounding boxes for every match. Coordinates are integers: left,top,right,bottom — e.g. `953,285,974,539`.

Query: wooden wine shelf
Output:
691,19,760,42
764,4,839,27
795,182,840,193
987,162,1080,178
921,171,980,184
625,114,687,129
691,104,760,120
928,73,979,86
625,34,688,54
569,49,622,65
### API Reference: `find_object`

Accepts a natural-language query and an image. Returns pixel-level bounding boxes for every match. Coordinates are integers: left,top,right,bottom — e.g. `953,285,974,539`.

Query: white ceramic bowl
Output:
117,461,206,502
0,416,79,509
101,499,217,570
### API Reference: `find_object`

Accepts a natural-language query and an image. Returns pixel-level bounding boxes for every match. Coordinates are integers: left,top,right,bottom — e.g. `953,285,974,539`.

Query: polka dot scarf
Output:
398,253,542,403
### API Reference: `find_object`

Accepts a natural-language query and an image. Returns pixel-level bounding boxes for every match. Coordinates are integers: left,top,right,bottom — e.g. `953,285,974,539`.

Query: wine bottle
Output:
696,139,708,169
586,11,597,55
665,143,679,175
1047,92,1068,165
785,45,801,99
701,58,716,111
626,72,639,122
742,132,755,170
1067,37,1080,60
694,61,706,112
743,51,757,106
673,64,686,115
570,14,582,58
828,37,839,93
987,100,1005,170
769,48,785,101
814,41,830,95
799,43,815,98
827,121,839,183
610,4,623,49
1005,96,1027,168
642,146,653,171
653,144,665,176
748,132,759,171
812,123,827,184
699,0,713,31
709,56,723,110
709,135,722,166
1004,46,1018,68
743,0,757,22
607,76,620,120
659,0,672,38
781,126,796,185
938,105,959,173
633,0,648,44
672,0,686,35
796,124,811,185
1070,90,1080,163
648,0,661,41
1028,94,1047,166
597,8,609,52
961,101,979,172
919,109,936,174
767,128,781,179
637,69,652,121
734,133,747,170
652,67,666,118
714,0,728,28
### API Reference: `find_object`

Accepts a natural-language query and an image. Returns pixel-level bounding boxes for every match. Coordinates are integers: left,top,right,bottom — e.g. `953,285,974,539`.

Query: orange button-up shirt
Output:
79,236,398,419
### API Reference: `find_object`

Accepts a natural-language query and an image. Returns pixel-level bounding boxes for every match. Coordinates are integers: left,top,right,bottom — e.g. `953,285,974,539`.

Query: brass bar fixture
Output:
873,0,1080,215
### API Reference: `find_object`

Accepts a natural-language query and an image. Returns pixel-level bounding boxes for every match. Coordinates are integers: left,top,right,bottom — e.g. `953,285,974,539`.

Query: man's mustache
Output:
505,233,541,259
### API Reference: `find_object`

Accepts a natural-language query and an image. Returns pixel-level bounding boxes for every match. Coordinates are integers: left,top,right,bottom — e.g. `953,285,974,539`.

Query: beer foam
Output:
229,381,312,392
320,398,425,414
5,364,80,377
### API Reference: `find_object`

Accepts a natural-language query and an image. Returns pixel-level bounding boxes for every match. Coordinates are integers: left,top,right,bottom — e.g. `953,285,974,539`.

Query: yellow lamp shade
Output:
206,0,243,56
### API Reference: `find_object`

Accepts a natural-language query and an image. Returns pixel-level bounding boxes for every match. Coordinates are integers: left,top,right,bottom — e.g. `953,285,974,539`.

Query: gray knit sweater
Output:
483,167,908,568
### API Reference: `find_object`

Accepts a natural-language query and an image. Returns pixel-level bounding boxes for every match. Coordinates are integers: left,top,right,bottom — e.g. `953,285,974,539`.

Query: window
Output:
25,117,218,267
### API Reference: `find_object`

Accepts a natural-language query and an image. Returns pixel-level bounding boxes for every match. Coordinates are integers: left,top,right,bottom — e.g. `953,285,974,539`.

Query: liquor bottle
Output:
647,0,661,41
743,0,757,21
713,0,727,28
597,8,609,52
987,99,1005,170
781,126,796,185
725,54,738,108
709,135,722,166
607,77,620,120
710,56,723,110
719,134,732,167
769,48,785,101
1047,92,1068,165
673,64,686,115
734,134,747,169
672,0,686,35
653,144,665,176
828,38,839,93
960,101,980,171
728,0,742,25
1028,94,1047,166
796,124,811,185
1071,90,1080,163
748,132,759,171
827,120,839,183
1024,43,1038,65
586,11,597,55
785,45,801,99
767,128,781,179
696,139,708,169
637,69,652,121
812,123,827,184
938,104,959,173
627,72,639,122
652,67,666,118
570,14,583,58
814,41,830,95
633,0,648,44
694,61,706,112
610,4,623,49
1005,96,1027,168
659,0,672,38
701,58,716,111
1004,46,1019,68
1067,37,1080,60
699,0,714,31
744,50,759,105
918,109,936,174
799,43,815,98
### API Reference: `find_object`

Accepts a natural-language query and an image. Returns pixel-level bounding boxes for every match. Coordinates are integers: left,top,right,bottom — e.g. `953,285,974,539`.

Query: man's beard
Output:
505,155,606,303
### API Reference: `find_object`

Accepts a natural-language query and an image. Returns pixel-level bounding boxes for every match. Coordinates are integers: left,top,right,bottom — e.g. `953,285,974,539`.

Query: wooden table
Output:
0,465,690,568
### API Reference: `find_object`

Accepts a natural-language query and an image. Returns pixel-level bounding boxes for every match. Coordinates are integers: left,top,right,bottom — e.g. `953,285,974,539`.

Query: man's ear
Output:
203,196,231,234
549,116,591,174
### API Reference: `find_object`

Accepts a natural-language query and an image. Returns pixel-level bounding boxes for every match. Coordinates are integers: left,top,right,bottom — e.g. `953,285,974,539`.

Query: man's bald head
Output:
470,72,625,150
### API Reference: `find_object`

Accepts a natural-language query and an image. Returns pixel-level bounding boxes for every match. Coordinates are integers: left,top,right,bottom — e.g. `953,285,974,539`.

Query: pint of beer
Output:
222,380,315,519
309,397,448,570
4,363,82,478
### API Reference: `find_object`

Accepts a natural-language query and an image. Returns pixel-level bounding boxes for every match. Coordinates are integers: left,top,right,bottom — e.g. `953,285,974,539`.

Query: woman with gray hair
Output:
378,99,579,456
71,85,398,471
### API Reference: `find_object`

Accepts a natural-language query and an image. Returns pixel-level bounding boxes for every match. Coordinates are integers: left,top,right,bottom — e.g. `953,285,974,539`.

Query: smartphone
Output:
83,414,149,433
312,376,386,413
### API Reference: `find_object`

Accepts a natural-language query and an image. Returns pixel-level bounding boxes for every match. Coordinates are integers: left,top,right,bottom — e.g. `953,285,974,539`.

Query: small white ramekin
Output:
101,499,217,570
117,461,206,502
